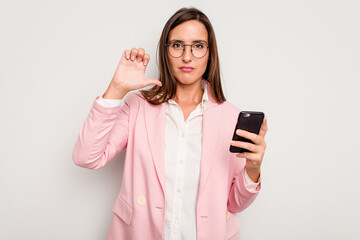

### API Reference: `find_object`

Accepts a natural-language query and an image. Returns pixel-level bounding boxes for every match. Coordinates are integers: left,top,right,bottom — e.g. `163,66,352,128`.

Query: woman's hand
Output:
230,117,268,182
103,48,162,99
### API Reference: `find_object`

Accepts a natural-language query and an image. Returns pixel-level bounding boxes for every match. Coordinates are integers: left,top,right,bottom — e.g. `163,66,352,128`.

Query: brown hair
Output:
140,7,226,105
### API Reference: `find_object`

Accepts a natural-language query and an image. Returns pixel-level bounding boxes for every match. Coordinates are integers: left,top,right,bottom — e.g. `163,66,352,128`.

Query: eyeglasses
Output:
166,41,209,58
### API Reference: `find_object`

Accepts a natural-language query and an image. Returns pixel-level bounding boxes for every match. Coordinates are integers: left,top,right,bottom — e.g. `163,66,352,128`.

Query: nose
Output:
182,45,192,62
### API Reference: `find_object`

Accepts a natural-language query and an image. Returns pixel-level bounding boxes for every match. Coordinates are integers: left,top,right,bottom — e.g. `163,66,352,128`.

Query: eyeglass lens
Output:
168,42,208,58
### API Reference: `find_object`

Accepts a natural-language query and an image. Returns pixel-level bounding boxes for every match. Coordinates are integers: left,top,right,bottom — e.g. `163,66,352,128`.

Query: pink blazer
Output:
72,81,261,240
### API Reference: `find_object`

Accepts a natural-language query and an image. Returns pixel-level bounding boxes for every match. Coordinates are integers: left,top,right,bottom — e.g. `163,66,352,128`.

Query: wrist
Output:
245,166,261,183
103,83,129,99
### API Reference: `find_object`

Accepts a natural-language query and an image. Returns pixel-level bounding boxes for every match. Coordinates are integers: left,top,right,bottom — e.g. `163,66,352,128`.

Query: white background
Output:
1,0,359,239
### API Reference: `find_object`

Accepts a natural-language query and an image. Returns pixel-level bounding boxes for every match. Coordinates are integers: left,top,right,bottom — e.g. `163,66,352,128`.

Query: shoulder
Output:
218,100,241,133
123,90,145,105
219,100,241,117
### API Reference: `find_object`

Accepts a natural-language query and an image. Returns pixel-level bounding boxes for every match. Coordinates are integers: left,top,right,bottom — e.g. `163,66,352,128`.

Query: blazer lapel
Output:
144,100,167,196
198,82,222,194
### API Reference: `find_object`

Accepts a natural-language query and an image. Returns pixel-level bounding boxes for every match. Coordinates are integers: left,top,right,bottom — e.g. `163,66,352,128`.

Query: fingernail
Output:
230,140,235,145
125,54,129,59
131,55,135,60
137,57,142,62
236,130,242,134
143,60,148,66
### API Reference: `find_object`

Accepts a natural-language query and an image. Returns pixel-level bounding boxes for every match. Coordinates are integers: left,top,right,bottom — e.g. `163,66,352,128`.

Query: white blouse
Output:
97,79,259,240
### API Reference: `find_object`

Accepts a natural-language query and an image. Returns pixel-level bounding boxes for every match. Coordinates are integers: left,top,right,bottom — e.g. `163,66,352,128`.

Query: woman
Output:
73,7,268,240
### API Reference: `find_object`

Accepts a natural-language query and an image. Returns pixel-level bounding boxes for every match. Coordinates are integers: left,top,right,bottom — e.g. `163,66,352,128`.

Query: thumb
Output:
144,78,162,87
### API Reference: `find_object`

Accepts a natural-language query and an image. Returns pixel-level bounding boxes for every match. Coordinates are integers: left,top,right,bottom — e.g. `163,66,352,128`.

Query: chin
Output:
176,77,200,86
174,72,202,85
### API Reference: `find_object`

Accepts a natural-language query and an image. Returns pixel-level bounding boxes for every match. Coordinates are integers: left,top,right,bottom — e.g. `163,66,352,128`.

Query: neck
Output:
173,79,203,105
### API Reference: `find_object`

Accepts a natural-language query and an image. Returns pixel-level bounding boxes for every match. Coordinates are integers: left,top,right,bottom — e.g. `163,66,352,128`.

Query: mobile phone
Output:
229,111,265,153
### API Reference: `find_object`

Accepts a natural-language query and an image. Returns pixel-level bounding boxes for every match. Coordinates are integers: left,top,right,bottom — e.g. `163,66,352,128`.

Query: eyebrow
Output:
169,39,208,43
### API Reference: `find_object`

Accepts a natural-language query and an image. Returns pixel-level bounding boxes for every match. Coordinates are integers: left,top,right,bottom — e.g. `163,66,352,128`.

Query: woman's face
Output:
167,20,209,86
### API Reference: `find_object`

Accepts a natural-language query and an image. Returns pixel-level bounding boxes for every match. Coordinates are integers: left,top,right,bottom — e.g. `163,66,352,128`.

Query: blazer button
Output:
137,196,146,206
226,210,229,220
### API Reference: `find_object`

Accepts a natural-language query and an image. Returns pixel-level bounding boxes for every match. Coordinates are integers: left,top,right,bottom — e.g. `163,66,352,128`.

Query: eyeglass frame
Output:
165,40,209,59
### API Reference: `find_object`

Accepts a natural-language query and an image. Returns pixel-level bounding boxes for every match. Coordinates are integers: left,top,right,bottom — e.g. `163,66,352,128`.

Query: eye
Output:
172,43,182,49
194,43,205,49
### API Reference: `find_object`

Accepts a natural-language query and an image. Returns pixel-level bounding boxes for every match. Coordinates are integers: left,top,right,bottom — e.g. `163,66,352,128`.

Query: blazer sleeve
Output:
227,153,261,213
72,93,133,169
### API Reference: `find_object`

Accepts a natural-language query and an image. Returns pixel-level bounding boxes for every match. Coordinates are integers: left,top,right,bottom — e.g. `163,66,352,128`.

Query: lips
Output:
179,66,194,72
